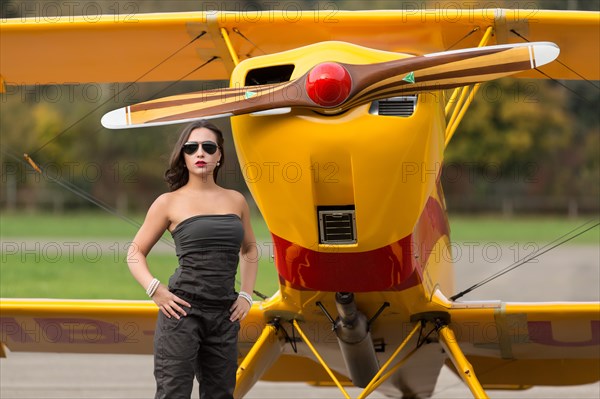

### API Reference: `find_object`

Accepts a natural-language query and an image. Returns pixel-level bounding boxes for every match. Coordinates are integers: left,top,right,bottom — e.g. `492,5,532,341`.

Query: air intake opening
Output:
245,64,295,86
318,205,357,244
369,95,417,117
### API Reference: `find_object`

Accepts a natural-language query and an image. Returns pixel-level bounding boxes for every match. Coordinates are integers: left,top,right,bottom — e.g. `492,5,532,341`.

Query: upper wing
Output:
446,300,600,387
1,9,598,86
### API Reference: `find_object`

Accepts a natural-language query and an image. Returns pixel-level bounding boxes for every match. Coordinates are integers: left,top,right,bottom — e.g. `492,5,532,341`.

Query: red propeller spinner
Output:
304,62,352,107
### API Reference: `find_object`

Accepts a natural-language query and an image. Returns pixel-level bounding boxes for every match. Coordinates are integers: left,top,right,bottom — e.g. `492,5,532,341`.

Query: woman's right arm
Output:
127,194,190,319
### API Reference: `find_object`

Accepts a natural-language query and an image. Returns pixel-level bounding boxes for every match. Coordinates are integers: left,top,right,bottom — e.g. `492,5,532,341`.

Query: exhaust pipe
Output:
334,292,379,388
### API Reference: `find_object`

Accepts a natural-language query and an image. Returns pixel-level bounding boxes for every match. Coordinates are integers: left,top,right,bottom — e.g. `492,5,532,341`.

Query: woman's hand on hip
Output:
152,284,191,319
229,296,251,322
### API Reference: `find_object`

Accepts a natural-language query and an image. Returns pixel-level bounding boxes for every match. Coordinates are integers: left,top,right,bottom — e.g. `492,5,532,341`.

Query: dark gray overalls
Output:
154,214,244,399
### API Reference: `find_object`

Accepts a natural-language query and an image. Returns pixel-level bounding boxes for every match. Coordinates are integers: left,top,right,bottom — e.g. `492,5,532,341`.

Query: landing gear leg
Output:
436,321,489,399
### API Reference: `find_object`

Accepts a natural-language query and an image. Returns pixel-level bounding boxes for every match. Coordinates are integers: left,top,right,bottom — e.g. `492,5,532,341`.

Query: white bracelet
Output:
148,280,160,297
146,278,158,296
146,278,160,297
238,291,253,306
145,278,157,295
148,283,160,297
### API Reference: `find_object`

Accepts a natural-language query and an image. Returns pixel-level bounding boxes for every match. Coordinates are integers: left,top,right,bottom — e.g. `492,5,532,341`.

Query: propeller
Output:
101,42,559,129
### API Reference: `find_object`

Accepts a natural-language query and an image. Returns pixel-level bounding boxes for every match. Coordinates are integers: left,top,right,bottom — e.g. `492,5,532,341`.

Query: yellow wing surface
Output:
0,298,262,355
0,298,600,376
1,9,598,87
1,297,598,389
0,298,351,387
0,297,348,385
445,300,600,387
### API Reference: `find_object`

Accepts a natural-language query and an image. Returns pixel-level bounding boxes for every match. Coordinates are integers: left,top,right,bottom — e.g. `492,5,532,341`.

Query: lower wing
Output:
446,300,600,388
0,299,158,354
2,298,599,393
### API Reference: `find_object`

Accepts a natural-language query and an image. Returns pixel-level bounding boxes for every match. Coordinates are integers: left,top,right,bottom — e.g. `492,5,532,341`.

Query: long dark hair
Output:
164,120,225,191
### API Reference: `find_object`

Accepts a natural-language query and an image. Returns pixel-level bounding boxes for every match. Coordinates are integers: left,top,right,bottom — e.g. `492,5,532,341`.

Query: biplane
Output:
1,6,599,398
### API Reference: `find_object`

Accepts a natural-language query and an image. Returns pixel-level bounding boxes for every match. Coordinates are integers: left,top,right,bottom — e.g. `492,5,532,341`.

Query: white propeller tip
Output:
249,107,292,117
532,42,560,68
101,107,129,129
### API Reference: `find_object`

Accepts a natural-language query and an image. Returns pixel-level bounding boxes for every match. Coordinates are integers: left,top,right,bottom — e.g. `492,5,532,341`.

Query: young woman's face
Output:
182,127,221,179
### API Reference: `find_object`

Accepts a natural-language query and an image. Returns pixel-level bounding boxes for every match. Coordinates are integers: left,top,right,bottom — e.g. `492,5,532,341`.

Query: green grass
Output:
2,211,596,243
447,215,599,244
1,212,597,299
0,251,279,300
0,211,274,299
0,211,144,238
0,211,271,239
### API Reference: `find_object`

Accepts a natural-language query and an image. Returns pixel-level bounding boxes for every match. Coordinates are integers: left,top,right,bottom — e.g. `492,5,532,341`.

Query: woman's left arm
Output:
230,194,259,322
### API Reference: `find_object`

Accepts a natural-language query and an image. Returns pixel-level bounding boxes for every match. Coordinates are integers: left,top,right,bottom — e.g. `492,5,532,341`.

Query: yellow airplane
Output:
1,8,599,398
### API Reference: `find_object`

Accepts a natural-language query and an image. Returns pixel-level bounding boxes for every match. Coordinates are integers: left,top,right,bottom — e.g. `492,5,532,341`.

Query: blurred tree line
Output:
443,78,599,215
1,0,598,216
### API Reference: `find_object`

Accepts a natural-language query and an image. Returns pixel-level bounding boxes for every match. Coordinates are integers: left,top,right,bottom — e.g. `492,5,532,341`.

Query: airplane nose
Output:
305,62,352,107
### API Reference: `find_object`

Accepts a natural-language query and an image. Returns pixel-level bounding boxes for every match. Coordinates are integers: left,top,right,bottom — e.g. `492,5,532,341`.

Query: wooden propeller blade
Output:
101,42,558,129
102,80,310,129
339,41,559,111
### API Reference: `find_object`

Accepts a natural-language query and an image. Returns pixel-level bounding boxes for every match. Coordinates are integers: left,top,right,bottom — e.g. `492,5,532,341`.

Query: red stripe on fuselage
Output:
272,197,449,292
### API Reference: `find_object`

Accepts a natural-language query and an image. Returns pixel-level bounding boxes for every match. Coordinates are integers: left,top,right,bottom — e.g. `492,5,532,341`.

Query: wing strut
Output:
220,28,240,66
444,25,494,146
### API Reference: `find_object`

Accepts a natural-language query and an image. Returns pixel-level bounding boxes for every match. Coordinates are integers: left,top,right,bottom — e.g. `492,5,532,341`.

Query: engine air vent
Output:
369,95,417,117
318,206,357,244
245,64,295,86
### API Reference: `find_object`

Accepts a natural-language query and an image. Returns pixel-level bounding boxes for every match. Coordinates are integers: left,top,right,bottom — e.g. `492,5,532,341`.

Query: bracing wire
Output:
510,29,600,90
30,31,208,155
4,148,269,299
450,219,600,301
3,149,174,248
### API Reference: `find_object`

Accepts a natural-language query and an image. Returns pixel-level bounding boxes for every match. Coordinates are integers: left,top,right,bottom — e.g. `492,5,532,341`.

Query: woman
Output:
127,120,258,399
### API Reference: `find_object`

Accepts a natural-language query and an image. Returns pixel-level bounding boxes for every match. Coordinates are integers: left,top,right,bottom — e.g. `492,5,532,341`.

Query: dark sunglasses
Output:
182,141,219,155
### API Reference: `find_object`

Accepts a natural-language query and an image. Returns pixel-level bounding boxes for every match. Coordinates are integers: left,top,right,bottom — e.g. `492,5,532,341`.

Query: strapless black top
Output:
168,214,244,306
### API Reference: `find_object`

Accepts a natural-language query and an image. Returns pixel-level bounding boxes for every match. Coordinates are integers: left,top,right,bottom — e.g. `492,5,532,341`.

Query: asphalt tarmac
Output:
1,244,599,398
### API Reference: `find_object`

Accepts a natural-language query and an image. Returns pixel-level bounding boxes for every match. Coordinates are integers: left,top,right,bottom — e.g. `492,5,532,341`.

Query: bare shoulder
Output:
222,188,249,215
223,188,246,203
145,192,174,220
151,192,173,209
